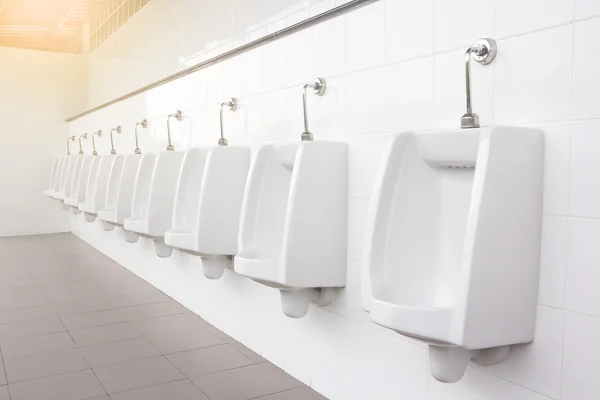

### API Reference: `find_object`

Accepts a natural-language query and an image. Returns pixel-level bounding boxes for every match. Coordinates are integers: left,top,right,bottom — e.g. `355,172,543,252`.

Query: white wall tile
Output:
538,216,568,309
311,362,345,400
311,15,346,78
386,0,434,63
309,76,347,139
562,311,600,400
434,0,495,52
346,1,386,73
495,0,574,38
569,120,600,218
342,381,387,400
434,48,495,129
572,18,600,120
487,306,564,398
486,376,553,400
347,134,391,199
538,123,571,215
347,198,369,261
386,57,435,132
566,217,600,317
240,50,262,97
344,67,387,135
575,0,600,19
495,26,573,125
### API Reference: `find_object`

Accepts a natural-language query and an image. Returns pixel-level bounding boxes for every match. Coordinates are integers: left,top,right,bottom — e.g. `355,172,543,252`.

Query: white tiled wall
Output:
67,0,600,398
0,46,86,237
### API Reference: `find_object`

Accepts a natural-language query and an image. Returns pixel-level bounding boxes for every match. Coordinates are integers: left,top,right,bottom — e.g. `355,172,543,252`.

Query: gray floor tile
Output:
70,323,141,347
93,356,184,394
0,385,8,400
144,327,224,355
0,287,48,310
8,370,106,400
0,271,36,290
30,265,95,285
4,348,89,383
167,344,255,378
0,305,56,325
61,309,126,330
230,341,267,364
193,364,303,400
109,380,209,400
1,331,76,359
117,302,182,321
255,386,327,400
0,362,6,385
131,314,211,337
81,337,160,368
0,317,65,341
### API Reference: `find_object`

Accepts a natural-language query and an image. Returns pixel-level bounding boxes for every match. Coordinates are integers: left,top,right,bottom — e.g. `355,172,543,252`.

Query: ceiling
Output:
0,0,90,53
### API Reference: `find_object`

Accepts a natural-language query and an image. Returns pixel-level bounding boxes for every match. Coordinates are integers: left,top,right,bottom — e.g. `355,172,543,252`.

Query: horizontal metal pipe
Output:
66,0,378,122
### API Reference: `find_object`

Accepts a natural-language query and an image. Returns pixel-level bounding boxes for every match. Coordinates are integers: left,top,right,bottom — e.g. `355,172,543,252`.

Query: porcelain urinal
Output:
95,154,126,231
50,156,70,201
235,142,347,318
79,155,116,223
43,157,62,198
165,146,250,278
124,151,184,257
98,154,143,237
59,155,84,210
363,127,544,383
53,155,77,211
64,155,93,214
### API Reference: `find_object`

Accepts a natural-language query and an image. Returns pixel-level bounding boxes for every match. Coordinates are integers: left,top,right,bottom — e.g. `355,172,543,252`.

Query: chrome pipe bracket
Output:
66,135,75,155
166,110,183,151
134,119,147,154
219,98,237,146
461,38,497,129
78,133,88,155
301,77,326,141
91,130,102,156
109,126,121,155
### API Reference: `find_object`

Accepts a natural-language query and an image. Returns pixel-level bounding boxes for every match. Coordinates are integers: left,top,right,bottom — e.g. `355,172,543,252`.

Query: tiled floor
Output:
0,233,327,400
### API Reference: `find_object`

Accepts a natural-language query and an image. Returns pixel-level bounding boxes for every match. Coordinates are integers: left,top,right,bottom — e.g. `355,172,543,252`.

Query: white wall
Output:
0,46,86,237
68,0,600,399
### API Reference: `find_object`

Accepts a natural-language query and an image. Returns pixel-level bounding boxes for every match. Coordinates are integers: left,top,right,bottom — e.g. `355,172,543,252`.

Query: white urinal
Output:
79,155,116,223
43,157,61,198
165,146,250,279
98,154,143,236
59,155,83,210
53,154,77,208
124,151,184,257
95,155,126,231
363,127,544,383
235,141,347,318
64,156,93,214
51,156,70,199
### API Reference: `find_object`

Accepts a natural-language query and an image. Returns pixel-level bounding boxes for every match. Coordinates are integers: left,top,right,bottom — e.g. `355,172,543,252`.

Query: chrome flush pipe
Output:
166,110,183,151
91,130,102,156
66,136,75,155
219,98,237,146
461,38,497,129
134,119,147,154
301,78,326,141
78,134,88,155
109,126,121,154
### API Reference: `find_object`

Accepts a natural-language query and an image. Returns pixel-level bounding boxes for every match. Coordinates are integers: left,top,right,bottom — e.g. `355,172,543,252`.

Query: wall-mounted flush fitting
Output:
301,78,326,141
109,126,121,154
166,110,183,151
219,98,237,146
66,135,75,155
91,130,102,156
461,38,497,129
78,134,88,155
134,119,147,154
